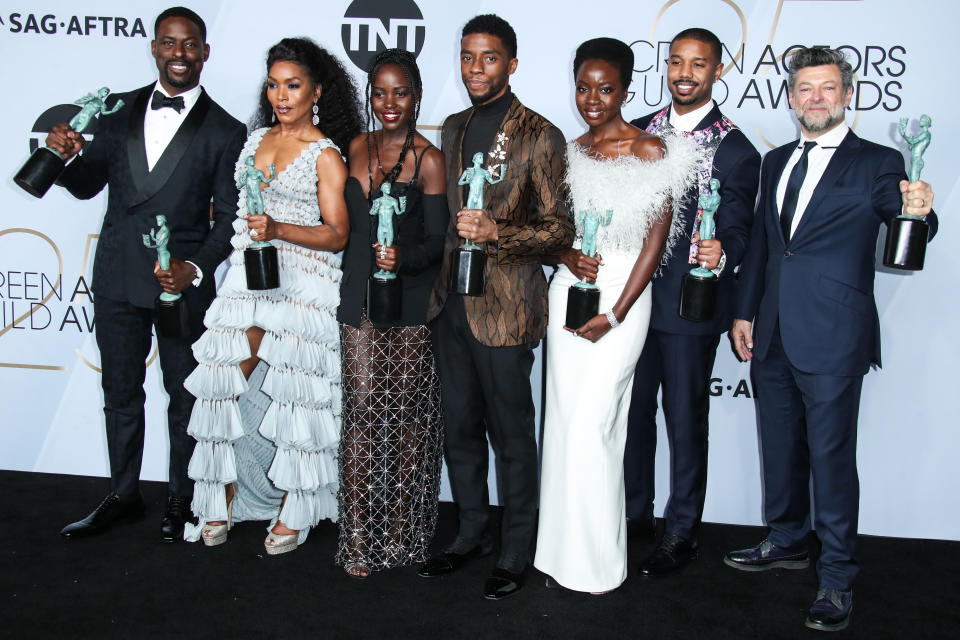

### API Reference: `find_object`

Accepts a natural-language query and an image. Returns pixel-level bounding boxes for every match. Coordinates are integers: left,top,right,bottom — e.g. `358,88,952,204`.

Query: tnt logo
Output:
28,104,96,153
341,0,425,71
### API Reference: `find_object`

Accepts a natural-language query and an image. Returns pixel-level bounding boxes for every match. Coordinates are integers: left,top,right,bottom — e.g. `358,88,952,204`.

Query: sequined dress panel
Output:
335,179,444,571
183,127,342,543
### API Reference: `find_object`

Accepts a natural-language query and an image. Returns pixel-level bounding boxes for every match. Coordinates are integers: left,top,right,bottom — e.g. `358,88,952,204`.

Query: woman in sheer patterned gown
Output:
182,38,361,554
336,49,447,577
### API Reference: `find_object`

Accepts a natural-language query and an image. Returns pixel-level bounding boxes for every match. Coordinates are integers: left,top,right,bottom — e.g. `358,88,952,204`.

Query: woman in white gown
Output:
182,38,362,554
535,38,699,592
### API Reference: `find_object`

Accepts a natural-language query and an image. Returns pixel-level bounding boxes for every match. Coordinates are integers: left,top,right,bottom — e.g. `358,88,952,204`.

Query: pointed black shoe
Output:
639,533,698,577
60,493,145,538
160,496,191,542
805,587,853,631
483,567,524,600
418,540,494,577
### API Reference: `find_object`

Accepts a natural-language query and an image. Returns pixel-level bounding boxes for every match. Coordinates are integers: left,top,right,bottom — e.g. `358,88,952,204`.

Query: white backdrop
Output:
1,0,956,541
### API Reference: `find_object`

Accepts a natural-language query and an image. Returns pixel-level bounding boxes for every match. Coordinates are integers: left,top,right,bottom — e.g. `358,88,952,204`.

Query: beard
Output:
797,102,845,133
465,75,508,106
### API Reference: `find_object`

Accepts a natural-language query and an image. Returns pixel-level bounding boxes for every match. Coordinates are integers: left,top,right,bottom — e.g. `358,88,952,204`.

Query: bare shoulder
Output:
347,132,369,163
630,133,667,162
316,144,347,183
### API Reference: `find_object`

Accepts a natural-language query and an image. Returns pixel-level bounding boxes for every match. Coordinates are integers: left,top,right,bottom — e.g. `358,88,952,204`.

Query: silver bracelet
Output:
605,310,620,329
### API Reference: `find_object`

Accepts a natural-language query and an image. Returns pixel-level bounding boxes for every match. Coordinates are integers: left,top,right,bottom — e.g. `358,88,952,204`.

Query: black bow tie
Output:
151,90,185,113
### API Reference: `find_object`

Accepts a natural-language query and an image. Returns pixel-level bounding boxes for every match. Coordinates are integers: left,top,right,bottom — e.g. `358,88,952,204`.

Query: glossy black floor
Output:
1,470,957,639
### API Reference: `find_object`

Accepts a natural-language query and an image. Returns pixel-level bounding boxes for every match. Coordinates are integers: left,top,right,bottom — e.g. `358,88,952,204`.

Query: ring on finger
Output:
249,228,257,237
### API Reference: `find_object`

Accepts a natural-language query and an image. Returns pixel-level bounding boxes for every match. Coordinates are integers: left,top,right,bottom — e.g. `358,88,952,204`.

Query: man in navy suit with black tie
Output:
623,28,760,576
724,47,936,632
47,6,246,541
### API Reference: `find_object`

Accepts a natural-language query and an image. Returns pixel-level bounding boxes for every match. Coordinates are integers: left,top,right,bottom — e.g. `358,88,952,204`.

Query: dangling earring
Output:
312,101,319,126
272,110,277,124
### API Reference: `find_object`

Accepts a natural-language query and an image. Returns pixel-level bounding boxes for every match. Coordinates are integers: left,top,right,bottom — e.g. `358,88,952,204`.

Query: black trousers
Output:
94,293,203,499
624,329,721,539
431,295,538,572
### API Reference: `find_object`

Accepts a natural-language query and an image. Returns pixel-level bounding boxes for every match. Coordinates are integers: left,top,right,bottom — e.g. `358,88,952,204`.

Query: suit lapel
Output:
132,89,212,206
692,102,723,132
789,130,860,242
125,85,152,200
766,144,795,245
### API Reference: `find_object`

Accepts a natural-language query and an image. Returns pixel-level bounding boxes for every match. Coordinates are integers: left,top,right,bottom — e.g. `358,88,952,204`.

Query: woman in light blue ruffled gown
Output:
182,38,362,554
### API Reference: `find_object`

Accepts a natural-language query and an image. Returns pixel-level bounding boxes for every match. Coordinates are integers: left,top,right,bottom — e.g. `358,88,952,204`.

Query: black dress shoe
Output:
418,541,494,578
723,538,809,572
627,516,658,540
60,493,145,538
483,567,523,600
639,533,698,577
160,496,191,542
805,587,853,631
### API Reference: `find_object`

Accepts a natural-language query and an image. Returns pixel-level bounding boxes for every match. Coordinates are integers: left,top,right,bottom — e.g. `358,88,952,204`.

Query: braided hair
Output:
253,37,363,154
362,48,423,197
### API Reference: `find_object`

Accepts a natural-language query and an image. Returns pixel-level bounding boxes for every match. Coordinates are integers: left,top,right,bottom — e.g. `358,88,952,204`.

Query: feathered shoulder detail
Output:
564,136,701,260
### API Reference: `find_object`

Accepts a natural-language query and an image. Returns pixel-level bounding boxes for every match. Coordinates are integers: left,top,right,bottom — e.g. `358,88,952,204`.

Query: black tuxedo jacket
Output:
736,129,939,376
631,103,760,336
59,83,246,309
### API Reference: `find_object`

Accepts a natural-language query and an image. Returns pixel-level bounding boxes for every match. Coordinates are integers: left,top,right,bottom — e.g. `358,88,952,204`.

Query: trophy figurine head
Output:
245,156,255,168
472,152,484,168
381,182,392,195
97,87,110,99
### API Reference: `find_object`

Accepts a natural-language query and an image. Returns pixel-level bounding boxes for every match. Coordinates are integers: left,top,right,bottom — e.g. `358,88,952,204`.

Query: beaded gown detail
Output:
183,127,342,543
534,138,699,592
335,176,445,571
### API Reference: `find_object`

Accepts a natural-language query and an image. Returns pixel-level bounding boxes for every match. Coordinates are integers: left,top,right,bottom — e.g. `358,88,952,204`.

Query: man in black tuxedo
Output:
48,6,245,541
725,47,936,632
624,28,760,575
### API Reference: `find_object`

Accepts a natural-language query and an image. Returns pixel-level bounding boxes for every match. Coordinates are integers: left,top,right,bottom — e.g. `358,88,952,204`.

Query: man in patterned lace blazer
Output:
419,14,573,600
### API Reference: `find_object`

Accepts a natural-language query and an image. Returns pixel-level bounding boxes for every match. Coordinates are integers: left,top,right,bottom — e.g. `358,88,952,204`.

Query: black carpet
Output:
0,470,957,639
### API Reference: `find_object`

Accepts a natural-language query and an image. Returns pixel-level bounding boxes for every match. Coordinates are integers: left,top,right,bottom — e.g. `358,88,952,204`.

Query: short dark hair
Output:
462,14,517,59
155,6,206,42
670,27,722,64
787,47,854,93
574,38,634,90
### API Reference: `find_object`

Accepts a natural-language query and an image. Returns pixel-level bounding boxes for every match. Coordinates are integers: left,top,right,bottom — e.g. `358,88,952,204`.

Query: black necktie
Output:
779,141,817,243
151,90,185,113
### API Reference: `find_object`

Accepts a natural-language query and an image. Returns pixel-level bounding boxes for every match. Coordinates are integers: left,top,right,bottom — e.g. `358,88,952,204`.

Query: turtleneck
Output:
462,89,514,168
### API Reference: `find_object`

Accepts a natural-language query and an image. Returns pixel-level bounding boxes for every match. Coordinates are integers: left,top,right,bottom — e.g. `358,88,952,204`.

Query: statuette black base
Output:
882,216,928,271
566,285,600,330
679,272,718,323
155,296,189,339
245,244,280,290
14,147,66,198
367,276,402,324
448,246,485,296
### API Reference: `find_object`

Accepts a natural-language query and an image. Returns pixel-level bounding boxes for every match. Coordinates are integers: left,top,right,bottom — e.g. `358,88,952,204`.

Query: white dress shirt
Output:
775,123,849,236
668,100,715,133
143,81,203,171
143,81,205,285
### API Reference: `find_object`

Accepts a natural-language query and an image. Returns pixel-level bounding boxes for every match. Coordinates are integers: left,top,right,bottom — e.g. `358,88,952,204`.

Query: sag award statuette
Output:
143,215,189,338
679,178,721,322
883,114,932,270
239,156,279,289
15,87,124,198
565,204,612,329
367,182,406,324
447,152,506,296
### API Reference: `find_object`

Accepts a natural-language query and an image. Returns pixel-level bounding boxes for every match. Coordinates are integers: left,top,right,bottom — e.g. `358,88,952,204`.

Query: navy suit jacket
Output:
632,103,760,335
58,84,246,310
735,129,938,377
